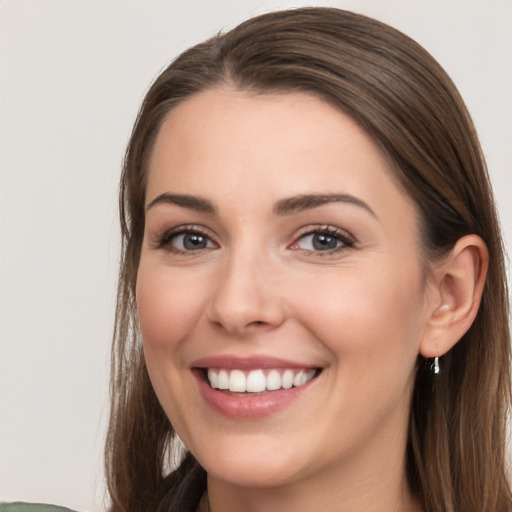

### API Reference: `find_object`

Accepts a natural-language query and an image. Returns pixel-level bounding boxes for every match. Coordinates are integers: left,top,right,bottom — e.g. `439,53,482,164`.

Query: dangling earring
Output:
431,339,440,374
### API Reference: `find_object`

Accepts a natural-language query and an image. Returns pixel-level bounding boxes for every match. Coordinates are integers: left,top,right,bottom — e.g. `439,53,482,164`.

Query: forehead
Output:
146,87,416,222
153,88,376,155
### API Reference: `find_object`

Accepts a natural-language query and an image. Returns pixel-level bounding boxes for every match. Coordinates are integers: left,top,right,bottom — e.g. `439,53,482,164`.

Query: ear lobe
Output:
419,235,489,359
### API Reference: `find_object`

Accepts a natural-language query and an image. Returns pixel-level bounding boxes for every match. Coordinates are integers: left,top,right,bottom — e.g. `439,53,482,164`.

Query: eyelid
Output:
154,224,219,252
288,225,356,254
150,223,356,256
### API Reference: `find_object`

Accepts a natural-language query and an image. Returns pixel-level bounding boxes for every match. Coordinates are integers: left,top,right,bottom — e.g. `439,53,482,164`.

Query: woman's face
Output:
137,88,433,489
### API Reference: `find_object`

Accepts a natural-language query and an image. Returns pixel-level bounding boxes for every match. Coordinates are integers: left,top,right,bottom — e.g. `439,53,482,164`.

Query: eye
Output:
290,226,355,254
157,226,217,253
172,232,214,250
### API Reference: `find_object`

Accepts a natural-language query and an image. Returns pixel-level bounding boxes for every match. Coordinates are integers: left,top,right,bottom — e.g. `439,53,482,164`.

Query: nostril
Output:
244,320,272,331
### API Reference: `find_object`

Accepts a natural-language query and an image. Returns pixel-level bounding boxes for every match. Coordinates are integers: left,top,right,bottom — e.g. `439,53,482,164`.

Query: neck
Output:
205,446,422,512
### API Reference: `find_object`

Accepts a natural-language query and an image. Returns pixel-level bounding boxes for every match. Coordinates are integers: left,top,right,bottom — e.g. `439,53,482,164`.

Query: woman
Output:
104,7,511,512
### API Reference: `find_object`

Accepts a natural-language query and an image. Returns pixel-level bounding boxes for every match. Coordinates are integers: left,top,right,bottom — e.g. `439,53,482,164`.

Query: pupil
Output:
313,233,337,251
183,233,207,250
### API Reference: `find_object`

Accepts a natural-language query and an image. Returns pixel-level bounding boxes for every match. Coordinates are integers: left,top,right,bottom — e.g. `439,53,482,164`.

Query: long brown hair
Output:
105,8,512,511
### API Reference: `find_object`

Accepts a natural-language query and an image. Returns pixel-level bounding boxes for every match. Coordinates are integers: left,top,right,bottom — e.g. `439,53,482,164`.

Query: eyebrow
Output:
273,193,377,217
145,192,376,218
146,193,217,214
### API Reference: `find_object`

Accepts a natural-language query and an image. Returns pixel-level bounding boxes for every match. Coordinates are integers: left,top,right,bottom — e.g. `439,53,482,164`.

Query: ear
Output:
419,235,489,359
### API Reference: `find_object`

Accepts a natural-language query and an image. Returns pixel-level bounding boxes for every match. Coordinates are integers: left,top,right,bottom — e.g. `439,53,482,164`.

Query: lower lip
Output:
194,370,317,419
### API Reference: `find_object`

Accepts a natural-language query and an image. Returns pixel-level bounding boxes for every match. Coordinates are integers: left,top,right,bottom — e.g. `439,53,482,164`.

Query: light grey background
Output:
1,1,510,510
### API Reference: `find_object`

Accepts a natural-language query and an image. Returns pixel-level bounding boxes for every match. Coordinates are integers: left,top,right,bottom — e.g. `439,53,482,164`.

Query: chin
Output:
190,434,311,489
204,458,299,489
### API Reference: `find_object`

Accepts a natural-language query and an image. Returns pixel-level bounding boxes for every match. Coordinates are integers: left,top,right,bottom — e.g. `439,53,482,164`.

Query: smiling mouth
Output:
204,368,321,394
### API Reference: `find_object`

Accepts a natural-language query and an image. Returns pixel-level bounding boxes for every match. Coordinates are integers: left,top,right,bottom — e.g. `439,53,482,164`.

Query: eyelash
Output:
155,225,217,254
289,225,356,256
154,224,356,256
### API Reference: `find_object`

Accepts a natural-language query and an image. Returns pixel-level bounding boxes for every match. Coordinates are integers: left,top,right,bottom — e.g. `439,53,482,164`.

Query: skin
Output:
136,87,450,511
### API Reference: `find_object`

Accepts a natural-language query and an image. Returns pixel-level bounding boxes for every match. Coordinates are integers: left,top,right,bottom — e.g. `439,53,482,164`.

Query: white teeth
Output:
282,369,294,389
266,369,281,391
246,369,266,392
293,370,304,387
207,369,218,389
229,369,246,392
305,369,315,381
206,368,317,392
218,369,229,390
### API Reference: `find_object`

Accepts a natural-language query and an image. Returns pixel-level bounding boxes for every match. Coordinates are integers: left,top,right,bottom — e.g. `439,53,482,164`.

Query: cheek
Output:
135,263,209,437
135,263,212,370
290,262,426,365
295,265,426,436
137,263,200,341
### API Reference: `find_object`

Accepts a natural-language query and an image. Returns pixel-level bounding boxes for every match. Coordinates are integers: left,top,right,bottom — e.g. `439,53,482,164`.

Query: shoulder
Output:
0,504,79,512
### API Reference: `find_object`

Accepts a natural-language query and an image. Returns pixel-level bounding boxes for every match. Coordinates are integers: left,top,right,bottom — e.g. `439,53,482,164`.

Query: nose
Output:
206,248,285,336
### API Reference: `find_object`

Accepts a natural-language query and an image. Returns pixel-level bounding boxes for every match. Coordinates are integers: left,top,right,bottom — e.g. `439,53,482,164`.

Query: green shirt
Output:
0,504,78,512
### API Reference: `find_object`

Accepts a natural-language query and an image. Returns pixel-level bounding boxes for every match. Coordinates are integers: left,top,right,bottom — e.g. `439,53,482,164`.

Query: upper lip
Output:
191,355,320,370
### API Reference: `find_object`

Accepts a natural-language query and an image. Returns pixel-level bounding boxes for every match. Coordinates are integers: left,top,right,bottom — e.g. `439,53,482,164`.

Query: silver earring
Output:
433,357,440,374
